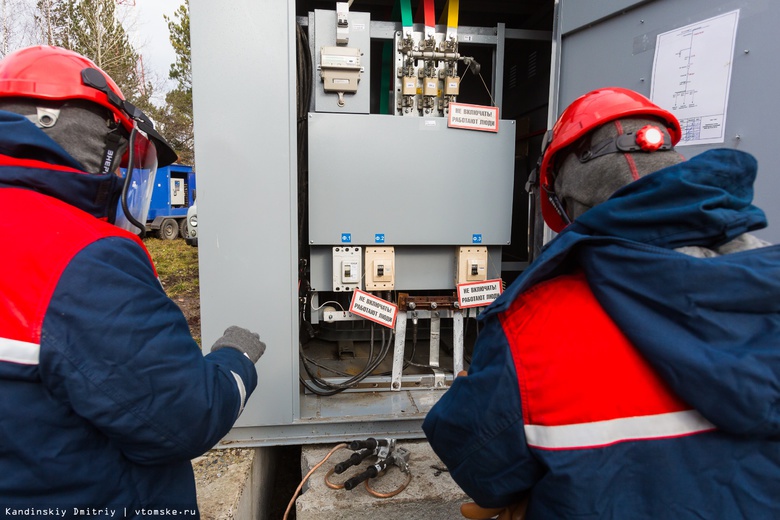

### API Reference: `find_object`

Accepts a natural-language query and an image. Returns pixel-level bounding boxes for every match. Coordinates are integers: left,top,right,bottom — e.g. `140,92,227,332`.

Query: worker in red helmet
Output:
537,86,685,232
424,87,780,519
0,46,266,514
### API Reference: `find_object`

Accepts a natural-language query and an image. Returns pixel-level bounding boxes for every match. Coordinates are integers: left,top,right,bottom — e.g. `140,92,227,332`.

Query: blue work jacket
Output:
424,148,780,519
0,111,257,516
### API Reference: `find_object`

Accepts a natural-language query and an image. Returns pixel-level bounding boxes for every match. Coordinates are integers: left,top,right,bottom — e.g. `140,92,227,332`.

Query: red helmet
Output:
539,87,681,232
0,45,134,133
0,45,177,167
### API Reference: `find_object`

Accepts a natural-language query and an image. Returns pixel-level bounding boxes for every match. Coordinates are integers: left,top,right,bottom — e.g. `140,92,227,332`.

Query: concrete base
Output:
240,448,275,520
194,447,275,520
295,440,469,520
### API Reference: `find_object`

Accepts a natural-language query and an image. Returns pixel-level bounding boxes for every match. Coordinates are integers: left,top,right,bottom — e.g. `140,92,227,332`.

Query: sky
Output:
123,0,185,101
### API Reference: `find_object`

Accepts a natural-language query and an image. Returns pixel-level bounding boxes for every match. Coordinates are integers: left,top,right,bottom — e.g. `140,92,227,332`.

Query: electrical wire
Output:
300,325,395,395
477,71,497,107
365,470,413,498
324,466,347,489
324,465,413,498
304,329,390,390
283,443,348,520
300,351,354,377
295,21,312,256
458,56,497,108
311,300,346,312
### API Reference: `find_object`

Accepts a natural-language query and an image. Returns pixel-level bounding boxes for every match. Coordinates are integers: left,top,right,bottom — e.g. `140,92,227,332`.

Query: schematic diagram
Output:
650,10,739,146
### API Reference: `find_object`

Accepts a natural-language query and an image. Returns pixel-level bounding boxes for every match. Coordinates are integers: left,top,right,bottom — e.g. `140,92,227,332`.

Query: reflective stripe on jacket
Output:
501,271,715,451
423,149,780,518
0,158,256,513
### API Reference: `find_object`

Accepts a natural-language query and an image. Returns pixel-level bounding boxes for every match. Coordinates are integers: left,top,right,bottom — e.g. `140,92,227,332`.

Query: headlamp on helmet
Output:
535,87,681,232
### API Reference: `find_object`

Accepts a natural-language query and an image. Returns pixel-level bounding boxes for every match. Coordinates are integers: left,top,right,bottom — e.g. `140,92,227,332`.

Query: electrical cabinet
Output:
170,179,185,206
189,0,780,445
189,0,548,446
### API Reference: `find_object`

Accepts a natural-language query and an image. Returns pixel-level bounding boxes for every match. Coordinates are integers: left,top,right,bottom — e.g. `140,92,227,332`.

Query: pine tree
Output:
64,0,140,99
159,0,193,166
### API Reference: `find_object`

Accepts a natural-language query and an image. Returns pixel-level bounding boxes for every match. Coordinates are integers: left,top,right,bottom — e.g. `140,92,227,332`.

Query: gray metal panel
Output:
219,388,445,447
555,0,780,242
311,9,371,114
308,113,516,245
190,0,299,428
560,0,651,34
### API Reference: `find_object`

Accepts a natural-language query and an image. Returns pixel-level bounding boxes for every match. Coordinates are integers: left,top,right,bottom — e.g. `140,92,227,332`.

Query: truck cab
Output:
184,201,198,247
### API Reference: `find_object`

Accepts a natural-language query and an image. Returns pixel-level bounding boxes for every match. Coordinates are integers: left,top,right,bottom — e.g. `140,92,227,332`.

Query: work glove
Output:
211,326,266,363
461,500,528,520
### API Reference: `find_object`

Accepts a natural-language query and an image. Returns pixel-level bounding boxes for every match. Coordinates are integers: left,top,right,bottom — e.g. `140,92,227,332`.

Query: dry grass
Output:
144,237,201,346
144,238,200,296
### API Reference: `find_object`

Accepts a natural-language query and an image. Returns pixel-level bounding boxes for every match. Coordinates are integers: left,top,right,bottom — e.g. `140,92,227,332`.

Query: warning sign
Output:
457,279,503,309
349,290,398,328
448,102,499,133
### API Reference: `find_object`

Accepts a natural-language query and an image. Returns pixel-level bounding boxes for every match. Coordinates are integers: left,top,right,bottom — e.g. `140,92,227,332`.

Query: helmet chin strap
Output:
528,146,573,230
577,125,673,164
544,187,572,227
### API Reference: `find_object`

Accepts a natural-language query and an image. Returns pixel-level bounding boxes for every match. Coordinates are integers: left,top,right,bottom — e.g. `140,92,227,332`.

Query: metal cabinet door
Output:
551,0,780,242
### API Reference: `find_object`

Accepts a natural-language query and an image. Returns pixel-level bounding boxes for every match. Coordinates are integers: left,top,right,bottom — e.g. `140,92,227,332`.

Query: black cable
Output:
300,351,353,377
293,22,400,396
301,326,395,395
296,22,312,254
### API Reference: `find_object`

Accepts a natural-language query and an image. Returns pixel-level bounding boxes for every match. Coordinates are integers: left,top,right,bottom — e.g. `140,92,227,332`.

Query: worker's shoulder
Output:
503,270,590,314
1,188,140,268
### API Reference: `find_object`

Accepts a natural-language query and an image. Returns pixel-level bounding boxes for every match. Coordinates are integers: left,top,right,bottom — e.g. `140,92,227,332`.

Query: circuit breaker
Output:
332,246,362,292
456,246,488,284
365,247,395,291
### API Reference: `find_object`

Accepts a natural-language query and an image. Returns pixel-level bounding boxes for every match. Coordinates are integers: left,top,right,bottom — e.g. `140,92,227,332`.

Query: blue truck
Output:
145,164,197,240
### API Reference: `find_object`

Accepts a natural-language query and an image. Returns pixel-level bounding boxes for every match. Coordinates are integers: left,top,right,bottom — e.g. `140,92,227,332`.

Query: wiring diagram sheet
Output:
650,10,740,147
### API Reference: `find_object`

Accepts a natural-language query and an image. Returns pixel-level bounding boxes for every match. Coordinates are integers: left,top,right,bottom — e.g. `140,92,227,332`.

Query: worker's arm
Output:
422,314,542,508
39,236,258,464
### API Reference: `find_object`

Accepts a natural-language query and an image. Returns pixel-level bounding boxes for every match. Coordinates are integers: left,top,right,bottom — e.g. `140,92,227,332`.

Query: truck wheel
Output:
179,218,189,239
157,218,179,240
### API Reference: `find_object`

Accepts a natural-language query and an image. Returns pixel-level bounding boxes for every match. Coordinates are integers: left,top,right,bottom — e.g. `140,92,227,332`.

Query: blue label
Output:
341,233,352,243
472,234,483,244
375,233,385,243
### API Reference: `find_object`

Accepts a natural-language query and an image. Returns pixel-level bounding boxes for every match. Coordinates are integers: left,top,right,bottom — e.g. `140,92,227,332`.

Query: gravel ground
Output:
192,448,254,519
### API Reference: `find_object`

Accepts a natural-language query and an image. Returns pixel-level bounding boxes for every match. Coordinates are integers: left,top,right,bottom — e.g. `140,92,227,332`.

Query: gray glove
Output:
211,326,266,363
